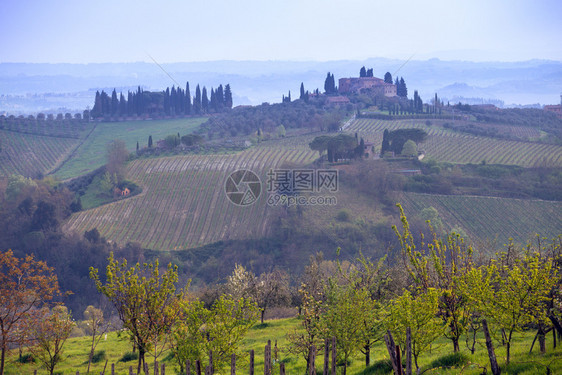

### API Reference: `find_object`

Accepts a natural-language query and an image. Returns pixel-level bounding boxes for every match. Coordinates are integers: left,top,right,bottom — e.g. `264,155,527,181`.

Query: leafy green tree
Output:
90,253,186,374
323,282,378,374
29,305,74,375
458,250,558,364
171,296,258,373
83,305,110,374
164,134,180,149
401,139,417,157
100,171,114,194
387,289,444,373
226,265,290,324
106,140,128,183
5,174,37,201
276,124,286,138
393,205,474,352
287,288,325,374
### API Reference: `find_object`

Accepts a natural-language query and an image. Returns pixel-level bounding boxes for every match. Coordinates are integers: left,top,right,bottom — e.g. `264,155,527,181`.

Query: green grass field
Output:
53,118,206,180
5,316,562,375
399,192,562,247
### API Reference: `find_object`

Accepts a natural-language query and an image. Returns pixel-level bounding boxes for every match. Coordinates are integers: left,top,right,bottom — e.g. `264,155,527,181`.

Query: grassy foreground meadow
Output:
5,317,562,375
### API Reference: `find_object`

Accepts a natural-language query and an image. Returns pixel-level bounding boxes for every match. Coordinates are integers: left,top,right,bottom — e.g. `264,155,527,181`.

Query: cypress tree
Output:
300,82,305,100
185,82,192,115
111,89,118,115
148,135,153,148
201,86,209,113
164,87,171,115
216,84,224,110
381,129,390,155
366,68,373,77
193,85,202,114
360,66,367,77
397,77,408,98
224,84,233,109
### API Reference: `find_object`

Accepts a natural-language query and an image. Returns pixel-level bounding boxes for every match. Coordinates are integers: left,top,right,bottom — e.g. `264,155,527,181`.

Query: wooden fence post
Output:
209,350,213,375
249,349,255,375
279,363,285,375
405,327,412,375
308,344,316,375
161,363,166,375
196,359,202,375
331,337,336,375
154,360,159,375
129,365,133,375
323,338,329,375
264,341,271,375
111,362,115,375
186,359,191,375
144,362,149,375
482,319,501,375
231,353,236,375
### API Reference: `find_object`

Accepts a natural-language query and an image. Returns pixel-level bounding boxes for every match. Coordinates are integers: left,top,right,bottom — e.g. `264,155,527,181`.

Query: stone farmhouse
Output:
338,77,397,97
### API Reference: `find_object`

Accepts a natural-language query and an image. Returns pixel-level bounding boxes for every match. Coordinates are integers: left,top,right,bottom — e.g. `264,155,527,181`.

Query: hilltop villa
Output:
338,76,397,97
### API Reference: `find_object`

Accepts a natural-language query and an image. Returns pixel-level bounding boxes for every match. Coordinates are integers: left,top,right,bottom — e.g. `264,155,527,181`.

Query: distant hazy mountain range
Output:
1,58,561,114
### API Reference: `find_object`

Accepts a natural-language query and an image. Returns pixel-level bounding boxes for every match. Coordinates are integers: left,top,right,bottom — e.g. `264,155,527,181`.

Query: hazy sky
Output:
1,0,561,63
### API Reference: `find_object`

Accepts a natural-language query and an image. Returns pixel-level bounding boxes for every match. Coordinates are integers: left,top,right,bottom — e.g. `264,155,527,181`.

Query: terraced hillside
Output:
399,192,562,246
64,144,317,250
347,119,562,167
0,129,80,177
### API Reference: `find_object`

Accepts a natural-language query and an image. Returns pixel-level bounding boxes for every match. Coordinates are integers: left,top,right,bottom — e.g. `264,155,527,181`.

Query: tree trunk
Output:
137,347,145,375
384,331,400,375
452,337,459,352
539,328,546,354
261,310,265,324
1,345,6,375
364,341,370,367
406,327,412,375
482,320,501,375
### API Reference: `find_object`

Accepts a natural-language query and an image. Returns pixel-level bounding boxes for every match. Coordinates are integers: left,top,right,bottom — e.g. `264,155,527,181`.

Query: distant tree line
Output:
0,112,90,139
90,83,233,119
202,101,341,138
